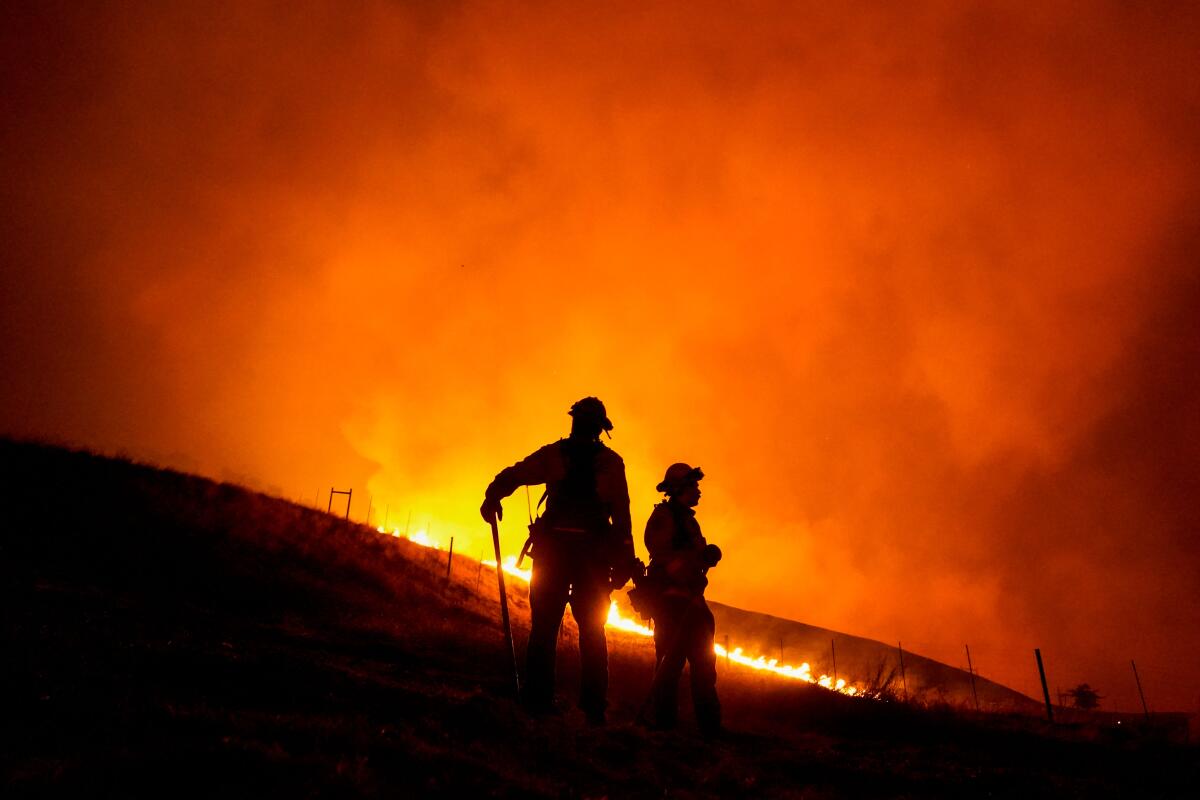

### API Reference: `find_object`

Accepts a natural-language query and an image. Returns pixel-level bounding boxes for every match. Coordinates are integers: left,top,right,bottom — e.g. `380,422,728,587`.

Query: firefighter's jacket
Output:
644,501,709,598
484,437,633,567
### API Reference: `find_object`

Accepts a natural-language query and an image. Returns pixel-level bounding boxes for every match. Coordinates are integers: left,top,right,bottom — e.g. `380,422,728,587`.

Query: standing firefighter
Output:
644,463,722,735
479,397,635,725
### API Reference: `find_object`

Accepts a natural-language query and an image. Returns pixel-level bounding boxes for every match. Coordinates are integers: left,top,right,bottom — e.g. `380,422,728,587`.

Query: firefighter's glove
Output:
629,557,647,584
701,544,723,568
609,558,638,591
480,496,503,523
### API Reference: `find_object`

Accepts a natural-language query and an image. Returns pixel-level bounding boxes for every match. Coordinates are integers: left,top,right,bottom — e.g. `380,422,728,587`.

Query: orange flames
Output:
386,524,861,697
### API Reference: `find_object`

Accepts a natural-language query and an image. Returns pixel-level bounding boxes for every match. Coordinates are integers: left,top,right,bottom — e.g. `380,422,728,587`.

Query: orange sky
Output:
3,1,1198,711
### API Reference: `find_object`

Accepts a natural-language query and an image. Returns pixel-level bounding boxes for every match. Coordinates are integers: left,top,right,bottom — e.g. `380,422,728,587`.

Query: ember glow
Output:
3,2,1199,712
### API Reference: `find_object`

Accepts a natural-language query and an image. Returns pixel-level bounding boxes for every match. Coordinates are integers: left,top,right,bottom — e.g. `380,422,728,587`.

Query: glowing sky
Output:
3,1,1198,711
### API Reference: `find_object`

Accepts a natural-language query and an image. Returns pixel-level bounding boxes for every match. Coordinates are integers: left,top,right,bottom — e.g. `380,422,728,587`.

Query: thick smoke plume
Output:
3,2,1198,709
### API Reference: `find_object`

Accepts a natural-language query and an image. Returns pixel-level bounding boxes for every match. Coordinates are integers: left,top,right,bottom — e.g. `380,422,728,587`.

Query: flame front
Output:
397,528,861,697
481,555,532,583
606,600,654,637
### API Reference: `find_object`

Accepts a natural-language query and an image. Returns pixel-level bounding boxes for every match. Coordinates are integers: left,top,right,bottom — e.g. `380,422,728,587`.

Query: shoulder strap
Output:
525,485,550,523
667,502,692,549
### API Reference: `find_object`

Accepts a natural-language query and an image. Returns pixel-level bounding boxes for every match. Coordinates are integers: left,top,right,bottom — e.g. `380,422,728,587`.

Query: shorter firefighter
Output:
643,463,722,735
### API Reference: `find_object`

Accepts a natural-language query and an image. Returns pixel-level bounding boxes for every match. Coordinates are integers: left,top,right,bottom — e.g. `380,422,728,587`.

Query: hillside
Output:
2,439,1196,798
704,603,1041,712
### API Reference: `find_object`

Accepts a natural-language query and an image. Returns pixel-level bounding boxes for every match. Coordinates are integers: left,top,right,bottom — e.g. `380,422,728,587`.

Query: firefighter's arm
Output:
693,519,722,568
643,507,675,561
610,460,634,561
607,462,636,588
643,510,689,581
480,445,557,522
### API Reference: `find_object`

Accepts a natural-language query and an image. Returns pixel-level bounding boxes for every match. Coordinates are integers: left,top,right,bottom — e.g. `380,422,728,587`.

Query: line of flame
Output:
382,525,860,697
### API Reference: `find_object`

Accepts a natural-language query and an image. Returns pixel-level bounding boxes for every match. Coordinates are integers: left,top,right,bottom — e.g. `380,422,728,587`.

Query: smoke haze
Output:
3,1,1198,710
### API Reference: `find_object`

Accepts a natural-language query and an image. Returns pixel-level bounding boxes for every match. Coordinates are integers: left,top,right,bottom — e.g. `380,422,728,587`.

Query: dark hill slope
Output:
2,439,1195,798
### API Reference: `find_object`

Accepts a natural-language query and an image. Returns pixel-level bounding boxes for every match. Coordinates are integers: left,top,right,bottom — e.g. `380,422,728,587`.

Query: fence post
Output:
1034,648,1054,723
897,642,907,702
446,536,455,582
328,488,352,519
1131,659,1150,722
965,644,980,710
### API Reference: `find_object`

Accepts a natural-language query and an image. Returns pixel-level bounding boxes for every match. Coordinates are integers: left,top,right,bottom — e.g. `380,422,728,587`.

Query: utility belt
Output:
628,561,707,621
517,515,611,568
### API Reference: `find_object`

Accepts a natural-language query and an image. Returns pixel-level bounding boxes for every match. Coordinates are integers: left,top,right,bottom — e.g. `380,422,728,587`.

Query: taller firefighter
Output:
643,462,723,735
479,397,635,725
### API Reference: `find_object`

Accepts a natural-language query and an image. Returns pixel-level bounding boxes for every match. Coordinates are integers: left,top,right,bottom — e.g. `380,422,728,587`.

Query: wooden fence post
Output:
1131,659,1150,722
1035,648,1054,723
328,488,352,519
966,644,980,710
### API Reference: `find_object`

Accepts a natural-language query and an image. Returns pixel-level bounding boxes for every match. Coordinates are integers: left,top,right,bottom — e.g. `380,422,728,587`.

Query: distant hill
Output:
3,438,1194,798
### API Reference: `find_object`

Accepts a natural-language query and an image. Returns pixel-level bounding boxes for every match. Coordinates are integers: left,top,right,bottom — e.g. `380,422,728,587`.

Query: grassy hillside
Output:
705,602,1042,712
2,439,1195,798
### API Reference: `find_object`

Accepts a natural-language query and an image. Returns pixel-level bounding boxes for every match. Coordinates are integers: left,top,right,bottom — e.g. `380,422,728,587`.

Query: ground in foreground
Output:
2,440,1196,798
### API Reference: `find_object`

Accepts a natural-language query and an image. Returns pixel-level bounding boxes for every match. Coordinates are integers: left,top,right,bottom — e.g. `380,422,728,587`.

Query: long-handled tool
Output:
490,516,521,697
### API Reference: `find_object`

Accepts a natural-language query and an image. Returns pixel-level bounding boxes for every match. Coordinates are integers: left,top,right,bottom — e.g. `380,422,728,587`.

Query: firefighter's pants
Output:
524,541,610,717
651,595,721,732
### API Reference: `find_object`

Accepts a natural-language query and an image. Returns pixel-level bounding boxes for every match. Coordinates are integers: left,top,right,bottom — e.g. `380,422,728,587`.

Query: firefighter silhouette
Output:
643,462,722,735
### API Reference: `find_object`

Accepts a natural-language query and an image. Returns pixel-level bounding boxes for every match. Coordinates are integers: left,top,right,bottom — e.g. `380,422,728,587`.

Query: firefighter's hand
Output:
609,558,637,591
480,497,503,523
701,543,722,568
